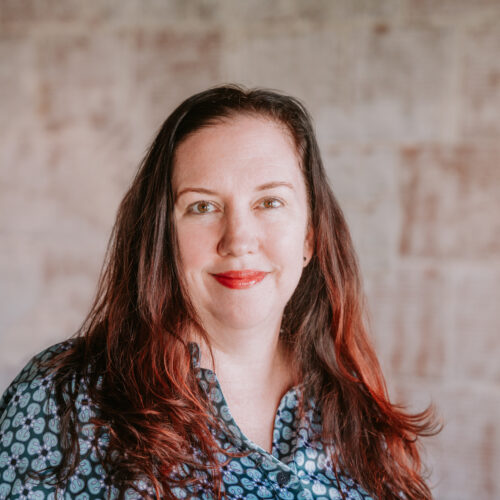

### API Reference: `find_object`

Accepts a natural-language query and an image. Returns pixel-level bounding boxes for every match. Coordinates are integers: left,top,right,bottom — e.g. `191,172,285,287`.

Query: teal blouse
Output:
0,342,374,499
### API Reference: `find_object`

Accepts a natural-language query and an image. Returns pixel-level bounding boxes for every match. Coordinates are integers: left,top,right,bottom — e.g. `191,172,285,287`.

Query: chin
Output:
214,311,272,331
209,301,280,332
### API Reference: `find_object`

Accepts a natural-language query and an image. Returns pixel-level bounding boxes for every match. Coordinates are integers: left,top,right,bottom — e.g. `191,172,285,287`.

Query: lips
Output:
211,270,269,289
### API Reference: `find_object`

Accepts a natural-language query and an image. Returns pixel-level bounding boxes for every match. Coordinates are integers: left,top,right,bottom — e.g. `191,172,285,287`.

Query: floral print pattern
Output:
0,343,374,499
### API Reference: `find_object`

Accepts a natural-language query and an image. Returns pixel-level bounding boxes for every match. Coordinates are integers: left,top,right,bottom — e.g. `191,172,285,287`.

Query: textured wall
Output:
1,1,500,498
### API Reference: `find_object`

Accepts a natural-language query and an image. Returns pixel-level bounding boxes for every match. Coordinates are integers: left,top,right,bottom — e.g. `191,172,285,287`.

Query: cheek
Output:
176,224,215,273
265,222,307,265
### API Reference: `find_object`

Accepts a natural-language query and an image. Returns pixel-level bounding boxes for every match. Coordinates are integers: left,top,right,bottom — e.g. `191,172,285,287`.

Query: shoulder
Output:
0,340,109,498
0,341,75,415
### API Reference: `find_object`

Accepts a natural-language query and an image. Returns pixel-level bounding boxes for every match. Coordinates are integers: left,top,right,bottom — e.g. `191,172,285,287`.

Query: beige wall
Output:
1,1,500,498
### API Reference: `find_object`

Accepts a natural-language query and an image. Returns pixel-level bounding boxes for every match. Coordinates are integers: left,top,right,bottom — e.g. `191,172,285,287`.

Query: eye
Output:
187,201,218,214
260,198,283,209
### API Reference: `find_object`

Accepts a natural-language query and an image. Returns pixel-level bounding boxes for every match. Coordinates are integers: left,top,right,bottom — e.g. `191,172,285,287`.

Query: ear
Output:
303,226,314,267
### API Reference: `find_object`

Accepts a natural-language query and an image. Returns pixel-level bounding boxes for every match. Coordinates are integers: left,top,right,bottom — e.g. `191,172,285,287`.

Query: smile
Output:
211,270,269,289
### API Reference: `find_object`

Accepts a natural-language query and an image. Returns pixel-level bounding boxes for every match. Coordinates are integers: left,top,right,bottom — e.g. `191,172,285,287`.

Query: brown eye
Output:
189,201,216,214
261,198,282,209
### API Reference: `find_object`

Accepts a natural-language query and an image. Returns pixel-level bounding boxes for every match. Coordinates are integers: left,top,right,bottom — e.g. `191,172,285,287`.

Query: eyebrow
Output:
175,181,295,200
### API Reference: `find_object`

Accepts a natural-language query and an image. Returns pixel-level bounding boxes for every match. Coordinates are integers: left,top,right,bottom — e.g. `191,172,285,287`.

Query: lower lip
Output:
212,273,268,289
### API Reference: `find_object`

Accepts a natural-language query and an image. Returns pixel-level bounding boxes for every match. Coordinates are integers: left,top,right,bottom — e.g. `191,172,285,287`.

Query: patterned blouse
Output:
0,342,374,499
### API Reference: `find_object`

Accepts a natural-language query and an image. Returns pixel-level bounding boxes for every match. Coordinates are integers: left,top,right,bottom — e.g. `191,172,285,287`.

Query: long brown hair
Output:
46,84,438,499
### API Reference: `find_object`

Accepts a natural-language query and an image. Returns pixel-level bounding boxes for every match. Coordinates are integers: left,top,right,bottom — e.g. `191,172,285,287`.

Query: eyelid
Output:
186,200,219,214
258,197,285,209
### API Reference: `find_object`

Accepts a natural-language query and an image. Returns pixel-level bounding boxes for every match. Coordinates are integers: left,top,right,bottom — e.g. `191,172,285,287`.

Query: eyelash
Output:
187,201,218,214
187,198,284,215
260,198,283,209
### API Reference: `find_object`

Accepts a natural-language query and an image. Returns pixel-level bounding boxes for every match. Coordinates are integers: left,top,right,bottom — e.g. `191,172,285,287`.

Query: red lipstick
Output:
211,270,268,289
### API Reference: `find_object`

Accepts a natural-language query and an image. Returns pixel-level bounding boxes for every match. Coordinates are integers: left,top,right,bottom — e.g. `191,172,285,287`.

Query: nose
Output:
217,209,259,257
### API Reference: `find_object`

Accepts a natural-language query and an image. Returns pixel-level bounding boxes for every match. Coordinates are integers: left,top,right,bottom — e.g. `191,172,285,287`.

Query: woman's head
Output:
116,84,353,350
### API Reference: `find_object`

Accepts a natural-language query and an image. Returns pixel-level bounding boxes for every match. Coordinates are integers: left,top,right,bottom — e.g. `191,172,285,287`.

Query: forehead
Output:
172,115,303,189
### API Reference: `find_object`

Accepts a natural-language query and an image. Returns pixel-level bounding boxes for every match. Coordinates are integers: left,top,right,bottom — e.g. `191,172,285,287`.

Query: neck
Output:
190,318,297,453
191,317,295,388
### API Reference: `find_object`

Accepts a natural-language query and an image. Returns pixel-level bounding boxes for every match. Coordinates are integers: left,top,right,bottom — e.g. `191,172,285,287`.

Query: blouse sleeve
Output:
0,342,111,500
0,348,64,498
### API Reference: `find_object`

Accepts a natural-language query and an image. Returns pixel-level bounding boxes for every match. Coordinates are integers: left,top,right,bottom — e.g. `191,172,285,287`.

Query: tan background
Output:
1,1,500,498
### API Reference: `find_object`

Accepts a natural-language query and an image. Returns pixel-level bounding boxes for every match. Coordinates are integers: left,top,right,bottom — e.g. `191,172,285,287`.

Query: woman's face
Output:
172,115,313,334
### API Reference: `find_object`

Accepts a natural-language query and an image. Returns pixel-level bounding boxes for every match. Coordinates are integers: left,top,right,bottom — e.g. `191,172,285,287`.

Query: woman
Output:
0,85,438,499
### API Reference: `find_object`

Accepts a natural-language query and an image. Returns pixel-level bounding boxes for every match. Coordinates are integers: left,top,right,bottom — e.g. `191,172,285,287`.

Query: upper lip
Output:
211,270,269,278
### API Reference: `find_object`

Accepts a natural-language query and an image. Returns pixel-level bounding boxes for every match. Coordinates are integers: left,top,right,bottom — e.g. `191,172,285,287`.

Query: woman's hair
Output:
47,84,438,499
